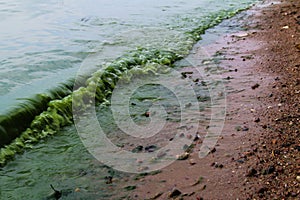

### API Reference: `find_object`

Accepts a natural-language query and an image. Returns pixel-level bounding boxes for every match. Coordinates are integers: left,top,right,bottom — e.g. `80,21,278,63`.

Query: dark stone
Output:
105,176,113,184
251,83,260,90
210,147,216,153
132,145,143,153
282,143,292,147
274,149,280,155
169,188,182,198
258,187,267,194
145,111,150,117
254,118,260,123
236,159,245,164
294,145,300,151
266,165,275,174
145,145,157,152
242,126,249,131
246,168,257,177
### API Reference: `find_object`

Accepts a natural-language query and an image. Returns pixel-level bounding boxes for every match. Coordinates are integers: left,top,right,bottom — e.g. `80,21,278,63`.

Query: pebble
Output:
189,159,196,165
296,176,300,182
242,126,249,131
246,168,257,177
145,111,150,117
145,145,157,152
263,165,275,175
251,83,260,89
132,145,143,153
176,152,189,160
254,117,260,122
257,187,267,194
210,147,216,154
169,188,182,198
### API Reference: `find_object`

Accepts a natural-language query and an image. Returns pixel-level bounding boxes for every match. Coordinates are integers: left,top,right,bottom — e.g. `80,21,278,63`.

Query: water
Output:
0,0,257,199
0,0,255,114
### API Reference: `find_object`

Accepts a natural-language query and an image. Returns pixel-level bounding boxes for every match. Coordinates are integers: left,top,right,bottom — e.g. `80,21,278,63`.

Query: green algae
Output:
0,7,253,167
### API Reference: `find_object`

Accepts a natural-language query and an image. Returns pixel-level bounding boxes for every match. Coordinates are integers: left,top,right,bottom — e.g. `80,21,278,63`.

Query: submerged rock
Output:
132,145,143,153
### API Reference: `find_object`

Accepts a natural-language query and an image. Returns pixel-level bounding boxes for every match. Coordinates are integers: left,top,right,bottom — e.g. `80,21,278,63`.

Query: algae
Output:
0,7,254,167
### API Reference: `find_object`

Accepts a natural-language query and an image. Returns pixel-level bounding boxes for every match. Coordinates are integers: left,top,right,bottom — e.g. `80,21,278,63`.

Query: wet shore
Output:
114,0,300,199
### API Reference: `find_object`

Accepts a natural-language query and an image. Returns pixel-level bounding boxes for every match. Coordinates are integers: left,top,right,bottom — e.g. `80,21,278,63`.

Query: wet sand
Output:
112,0,300,199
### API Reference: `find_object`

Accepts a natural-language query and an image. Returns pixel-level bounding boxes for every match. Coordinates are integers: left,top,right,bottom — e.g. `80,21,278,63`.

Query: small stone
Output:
176,152,189,160
145,111,150,117
246,168,257,177
132,145,143,153
169,188,182,198
291,192,297,197
251,83,260,90
145,145,157,152
235,126,242,131
75,188,80,192
242,126,249,131
257,187,267,194
263,165,275,175
254,118,260,123
296,176,300,182
105,176,113,184
189,159,196,165
210,147,216,154
236,159,245,164
193,134,200,141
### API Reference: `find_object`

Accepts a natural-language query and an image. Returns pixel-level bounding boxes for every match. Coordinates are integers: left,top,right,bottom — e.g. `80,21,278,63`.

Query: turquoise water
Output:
0,0,258,199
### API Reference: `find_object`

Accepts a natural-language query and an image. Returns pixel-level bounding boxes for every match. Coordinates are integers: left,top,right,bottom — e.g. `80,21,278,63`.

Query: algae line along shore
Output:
0,0,259,199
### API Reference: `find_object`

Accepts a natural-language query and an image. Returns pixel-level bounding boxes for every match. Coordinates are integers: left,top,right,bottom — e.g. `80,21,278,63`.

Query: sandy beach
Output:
114,0,300,199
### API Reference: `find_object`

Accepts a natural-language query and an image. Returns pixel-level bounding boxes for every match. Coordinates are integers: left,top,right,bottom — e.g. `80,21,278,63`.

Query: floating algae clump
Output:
0,7,253,166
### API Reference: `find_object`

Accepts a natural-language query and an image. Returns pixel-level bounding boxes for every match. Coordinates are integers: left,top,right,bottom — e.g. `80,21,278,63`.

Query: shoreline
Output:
116,0,300,199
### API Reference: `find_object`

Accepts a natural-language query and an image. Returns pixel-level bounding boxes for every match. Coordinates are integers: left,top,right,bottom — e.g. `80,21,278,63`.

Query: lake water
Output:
0,0,257,199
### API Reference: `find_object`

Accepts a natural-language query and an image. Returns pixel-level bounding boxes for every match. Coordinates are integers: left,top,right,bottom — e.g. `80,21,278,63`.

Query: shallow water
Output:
1,0,256,114
0,0,258,199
